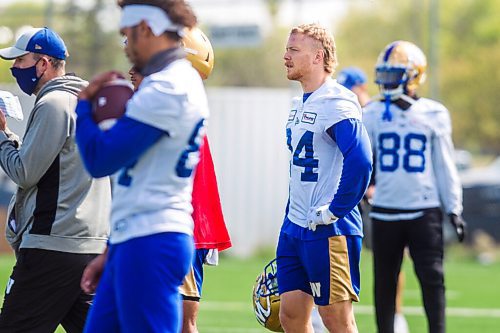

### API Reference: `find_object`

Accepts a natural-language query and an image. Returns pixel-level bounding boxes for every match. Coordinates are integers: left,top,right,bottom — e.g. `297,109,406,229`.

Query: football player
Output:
363,41,466,333
75,1,207,332
338,66,410,333
162,27,232,333
129,27,231,333
278,23,372,333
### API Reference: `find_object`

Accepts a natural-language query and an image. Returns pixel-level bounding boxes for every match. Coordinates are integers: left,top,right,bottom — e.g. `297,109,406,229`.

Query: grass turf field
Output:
197,246,500,333
0,246,498,333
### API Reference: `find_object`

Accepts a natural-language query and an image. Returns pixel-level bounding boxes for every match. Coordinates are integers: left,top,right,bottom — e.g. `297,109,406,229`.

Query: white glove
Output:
307,204,338,231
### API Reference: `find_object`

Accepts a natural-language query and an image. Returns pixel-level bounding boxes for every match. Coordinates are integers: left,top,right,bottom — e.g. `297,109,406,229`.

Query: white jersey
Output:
363,97,462,218
286,78,362,228
109,59,209,244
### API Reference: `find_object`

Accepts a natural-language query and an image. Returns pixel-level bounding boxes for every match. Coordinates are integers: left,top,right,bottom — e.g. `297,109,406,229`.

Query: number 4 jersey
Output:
285,77,372,236
363,97,462,217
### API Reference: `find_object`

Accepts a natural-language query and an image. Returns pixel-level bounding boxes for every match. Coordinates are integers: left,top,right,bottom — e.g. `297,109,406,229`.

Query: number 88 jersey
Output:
363,97,461,212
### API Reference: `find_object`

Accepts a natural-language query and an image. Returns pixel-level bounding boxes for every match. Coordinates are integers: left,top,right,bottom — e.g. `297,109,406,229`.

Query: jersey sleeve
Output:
361,107,377,150
327,119,373,217
364,108,378,178
320,98,362,131
431,108,463,215
75,100,164,178
126,81,186,137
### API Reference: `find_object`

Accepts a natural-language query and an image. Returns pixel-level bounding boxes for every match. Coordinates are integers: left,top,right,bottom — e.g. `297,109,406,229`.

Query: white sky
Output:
0,0,378,45
191,0,350,27
0,0,357,28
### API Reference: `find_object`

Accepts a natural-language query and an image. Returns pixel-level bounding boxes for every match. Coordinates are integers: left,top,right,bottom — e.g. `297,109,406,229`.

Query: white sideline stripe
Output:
198,328,263,333
202,301,500,318
356,305,500,318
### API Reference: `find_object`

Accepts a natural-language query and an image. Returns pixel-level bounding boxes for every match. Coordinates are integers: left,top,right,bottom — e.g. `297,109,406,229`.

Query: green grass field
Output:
0,246,498,332
197,247,500,333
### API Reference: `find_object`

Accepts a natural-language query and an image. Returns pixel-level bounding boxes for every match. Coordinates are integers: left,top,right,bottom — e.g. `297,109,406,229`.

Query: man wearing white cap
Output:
0,27,111,332
74,1,208,332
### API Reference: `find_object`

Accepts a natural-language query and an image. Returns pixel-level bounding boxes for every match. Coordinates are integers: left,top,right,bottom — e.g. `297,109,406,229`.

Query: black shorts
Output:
0,248,98,333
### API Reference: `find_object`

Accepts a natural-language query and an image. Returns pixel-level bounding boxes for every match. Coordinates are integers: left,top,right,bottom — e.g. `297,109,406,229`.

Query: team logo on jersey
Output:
301,112,317,124
288,110,297,122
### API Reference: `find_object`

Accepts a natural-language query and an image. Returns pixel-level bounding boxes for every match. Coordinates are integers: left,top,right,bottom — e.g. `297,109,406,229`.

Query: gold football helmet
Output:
252,259,283,332
375,40,427,97
182,27,214,80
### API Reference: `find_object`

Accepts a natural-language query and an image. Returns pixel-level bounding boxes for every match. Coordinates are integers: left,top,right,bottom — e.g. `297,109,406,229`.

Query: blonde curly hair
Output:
290,23,337,74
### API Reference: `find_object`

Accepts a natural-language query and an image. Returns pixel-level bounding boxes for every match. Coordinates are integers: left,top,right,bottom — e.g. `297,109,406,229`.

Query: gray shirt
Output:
0,75,110,254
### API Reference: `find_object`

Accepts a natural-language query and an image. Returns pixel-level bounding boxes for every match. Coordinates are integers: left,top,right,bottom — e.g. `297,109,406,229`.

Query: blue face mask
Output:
10,59,43,96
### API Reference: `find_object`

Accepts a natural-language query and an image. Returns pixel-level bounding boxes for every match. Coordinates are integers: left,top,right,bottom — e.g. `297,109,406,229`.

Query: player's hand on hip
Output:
307,204,338,231
449,214,466,242
81,250,108,294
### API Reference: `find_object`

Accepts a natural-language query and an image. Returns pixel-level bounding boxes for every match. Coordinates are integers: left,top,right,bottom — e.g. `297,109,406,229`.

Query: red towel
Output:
192,136,232,251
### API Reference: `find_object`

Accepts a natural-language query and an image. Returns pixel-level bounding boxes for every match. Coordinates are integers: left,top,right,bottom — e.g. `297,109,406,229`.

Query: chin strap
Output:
381,93,417,121
382,94,393,121
378,85,417,122
377,84,402,122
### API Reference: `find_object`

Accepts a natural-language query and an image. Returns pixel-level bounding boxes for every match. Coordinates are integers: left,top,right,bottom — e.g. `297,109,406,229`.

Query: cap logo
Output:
0,27,67,60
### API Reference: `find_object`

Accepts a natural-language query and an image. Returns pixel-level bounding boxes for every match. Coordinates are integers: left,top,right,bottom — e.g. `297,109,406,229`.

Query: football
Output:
92,79,134,130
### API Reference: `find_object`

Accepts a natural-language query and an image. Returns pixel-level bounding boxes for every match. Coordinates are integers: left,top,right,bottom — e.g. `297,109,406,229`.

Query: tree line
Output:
0,0,498,153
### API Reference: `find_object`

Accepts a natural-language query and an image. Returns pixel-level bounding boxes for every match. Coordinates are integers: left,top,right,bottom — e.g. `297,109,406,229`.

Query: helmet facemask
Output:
252,259,284,332
259,258,279,297
375,66,408,99
375,41,427,121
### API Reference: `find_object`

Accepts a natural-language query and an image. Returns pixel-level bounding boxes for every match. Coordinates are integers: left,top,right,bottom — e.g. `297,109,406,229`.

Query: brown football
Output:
92,79,134,130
